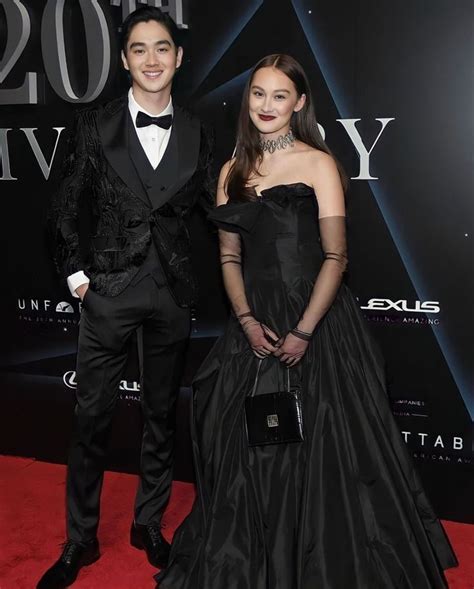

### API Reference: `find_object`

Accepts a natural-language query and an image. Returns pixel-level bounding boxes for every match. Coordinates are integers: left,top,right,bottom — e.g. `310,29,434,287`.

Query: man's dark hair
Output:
121,6,181,53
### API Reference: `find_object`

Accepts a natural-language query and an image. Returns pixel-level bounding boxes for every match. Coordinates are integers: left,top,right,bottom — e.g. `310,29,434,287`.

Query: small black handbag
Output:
245,359,304,446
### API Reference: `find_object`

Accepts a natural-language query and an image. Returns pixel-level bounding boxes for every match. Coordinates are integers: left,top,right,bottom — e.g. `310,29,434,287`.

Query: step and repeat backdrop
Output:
0,0,472,521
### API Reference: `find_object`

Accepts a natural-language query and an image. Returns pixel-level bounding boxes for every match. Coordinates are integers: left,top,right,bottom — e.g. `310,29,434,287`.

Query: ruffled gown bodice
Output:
210,182,324,336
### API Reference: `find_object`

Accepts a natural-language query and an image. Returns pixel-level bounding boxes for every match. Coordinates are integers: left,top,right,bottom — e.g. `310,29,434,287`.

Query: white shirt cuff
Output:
67,271,90,298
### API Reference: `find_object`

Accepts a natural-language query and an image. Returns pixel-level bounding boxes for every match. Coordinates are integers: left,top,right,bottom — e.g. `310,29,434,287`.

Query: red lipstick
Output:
258,114,276,121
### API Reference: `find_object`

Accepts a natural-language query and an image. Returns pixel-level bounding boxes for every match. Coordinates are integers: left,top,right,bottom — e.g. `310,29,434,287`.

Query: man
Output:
38,7,212,589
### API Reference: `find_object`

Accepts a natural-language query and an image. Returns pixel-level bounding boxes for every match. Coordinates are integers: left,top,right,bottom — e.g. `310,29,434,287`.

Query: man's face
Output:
121,20,183,97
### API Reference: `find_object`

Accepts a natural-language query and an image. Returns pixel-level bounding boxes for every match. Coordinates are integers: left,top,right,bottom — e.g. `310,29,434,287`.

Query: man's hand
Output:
75,283,89,301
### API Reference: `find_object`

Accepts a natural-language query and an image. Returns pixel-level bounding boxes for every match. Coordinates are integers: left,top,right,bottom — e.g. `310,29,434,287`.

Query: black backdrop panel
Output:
0,0,472,522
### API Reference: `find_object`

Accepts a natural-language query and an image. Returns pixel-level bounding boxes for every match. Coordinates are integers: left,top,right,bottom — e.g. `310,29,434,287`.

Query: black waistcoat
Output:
127,115,178,286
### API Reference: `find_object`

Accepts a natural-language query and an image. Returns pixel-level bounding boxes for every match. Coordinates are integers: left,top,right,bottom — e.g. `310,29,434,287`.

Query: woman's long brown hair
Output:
225,54,347,202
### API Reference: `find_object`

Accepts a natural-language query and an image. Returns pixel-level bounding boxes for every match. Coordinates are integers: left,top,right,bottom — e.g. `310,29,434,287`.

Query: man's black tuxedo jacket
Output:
50,96,213,307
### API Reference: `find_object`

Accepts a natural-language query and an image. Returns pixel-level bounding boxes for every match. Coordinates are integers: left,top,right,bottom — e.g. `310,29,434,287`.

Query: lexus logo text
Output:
360,299,440,314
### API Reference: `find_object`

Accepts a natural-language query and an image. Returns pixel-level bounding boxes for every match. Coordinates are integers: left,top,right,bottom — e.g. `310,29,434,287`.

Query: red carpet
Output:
0,456,472,589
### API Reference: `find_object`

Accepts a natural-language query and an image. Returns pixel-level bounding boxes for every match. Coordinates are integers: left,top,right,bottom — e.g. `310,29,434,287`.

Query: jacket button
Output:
160,186,166,191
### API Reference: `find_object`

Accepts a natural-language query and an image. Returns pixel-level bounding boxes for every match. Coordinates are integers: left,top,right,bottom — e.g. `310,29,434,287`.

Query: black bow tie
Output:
136,111,173,129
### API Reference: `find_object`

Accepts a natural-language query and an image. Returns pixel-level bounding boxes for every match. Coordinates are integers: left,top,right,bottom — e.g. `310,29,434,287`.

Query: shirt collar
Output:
128,88,174,124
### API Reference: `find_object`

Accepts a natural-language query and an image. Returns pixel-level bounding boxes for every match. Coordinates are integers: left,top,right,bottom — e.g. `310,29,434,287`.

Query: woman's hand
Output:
241,319,280,358
273,332,309,366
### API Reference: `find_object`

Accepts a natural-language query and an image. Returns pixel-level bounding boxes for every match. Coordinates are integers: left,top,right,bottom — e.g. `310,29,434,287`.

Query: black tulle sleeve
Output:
297,215,348,332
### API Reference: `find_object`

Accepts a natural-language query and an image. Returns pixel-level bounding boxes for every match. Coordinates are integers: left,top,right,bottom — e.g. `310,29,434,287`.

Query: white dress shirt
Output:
127,88,174,169
67,90,174,297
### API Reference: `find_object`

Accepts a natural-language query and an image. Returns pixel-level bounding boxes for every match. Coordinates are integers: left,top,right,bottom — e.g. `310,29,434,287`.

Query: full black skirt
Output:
158,287,457,589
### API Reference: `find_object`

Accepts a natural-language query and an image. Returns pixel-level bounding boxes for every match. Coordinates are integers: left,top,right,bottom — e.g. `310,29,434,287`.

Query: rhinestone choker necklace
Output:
260,129,295,153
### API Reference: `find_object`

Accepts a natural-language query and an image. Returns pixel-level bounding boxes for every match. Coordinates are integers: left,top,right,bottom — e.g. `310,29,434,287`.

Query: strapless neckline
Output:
254,182,314,198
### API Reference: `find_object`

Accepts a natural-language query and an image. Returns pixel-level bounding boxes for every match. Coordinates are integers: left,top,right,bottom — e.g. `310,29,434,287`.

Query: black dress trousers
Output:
66,275,190,543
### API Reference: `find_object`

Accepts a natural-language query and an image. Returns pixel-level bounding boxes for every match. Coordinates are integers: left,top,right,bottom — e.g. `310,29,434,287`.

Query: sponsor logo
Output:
411,453,471,465
401,431,464,450
360,299,440,313
16,297,82,327
400,430,470,464
63,370,77,389
18,298,81,313
56,301,74,313
359,298,441,326
62,371,141,401
393,398,428,418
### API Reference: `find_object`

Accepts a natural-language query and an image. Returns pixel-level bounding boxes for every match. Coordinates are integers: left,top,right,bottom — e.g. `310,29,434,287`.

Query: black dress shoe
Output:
130,521,170,569
36,539,100,589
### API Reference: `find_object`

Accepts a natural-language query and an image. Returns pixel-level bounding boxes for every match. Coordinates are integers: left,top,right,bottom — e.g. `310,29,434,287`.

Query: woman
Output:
157,54,457,588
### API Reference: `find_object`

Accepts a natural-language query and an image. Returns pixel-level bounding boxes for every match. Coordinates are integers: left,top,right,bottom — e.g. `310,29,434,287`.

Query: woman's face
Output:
248,66,305,136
